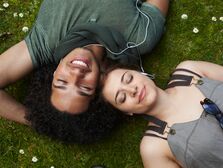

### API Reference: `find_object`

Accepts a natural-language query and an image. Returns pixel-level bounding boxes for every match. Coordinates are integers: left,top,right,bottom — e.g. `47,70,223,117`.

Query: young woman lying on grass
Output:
101,60,223,168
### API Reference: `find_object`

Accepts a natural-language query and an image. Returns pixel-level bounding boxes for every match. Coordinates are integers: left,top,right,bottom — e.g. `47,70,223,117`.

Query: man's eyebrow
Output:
77,90,91,97
52,79,67,89
52,83,66,90
114,71,128,104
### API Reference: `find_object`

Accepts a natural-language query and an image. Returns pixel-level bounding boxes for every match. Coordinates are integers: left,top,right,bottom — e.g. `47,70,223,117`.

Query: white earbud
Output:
141,72,155,79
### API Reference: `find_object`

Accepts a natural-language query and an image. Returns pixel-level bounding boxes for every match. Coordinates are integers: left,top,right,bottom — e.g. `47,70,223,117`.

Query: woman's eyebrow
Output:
121,71,128,83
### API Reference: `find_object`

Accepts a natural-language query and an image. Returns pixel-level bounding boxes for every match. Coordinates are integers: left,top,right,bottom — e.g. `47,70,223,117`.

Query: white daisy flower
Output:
32,156,38,163
13,12,18,17
181,14,188,20
22,26,29,32
3,2,9,8
220,17,223,21
0,7,4,11
19,149,25,154
193,27,199,34
211,16,217,21
50,166,55,168
19,13,24,18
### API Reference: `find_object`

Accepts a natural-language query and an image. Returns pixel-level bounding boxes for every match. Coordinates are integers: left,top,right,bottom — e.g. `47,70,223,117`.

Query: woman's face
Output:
102,69,158,115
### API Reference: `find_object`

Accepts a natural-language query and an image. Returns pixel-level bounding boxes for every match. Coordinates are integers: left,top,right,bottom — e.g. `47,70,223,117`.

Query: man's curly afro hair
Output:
23,64,123,144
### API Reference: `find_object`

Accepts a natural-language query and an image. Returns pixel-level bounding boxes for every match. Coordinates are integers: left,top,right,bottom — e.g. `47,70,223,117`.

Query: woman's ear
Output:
127,113,133,116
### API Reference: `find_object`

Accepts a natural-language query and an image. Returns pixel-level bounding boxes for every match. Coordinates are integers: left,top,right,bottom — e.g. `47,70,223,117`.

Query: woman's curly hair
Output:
23,64,123,144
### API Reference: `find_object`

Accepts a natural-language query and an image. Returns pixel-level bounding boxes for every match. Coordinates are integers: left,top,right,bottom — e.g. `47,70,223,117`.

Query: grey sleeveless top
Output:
144,70,223,168
168,77,223,168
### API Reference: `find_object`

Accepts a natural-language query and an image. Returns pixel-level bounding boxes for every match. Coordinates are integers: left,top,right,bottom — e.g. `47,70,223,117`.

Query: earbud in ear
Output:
140,72,155,79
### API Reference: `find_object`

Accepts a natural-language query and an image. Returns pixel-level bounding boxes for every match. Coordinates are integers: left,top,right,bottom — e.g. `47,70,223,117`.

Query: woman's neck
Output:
144,87,177,121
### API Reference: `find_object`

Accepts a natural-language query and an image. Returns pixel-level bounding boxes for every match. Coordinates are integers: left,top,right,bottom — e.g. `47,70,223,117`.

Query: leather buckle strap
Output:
166,74,193,89
143,115,167,134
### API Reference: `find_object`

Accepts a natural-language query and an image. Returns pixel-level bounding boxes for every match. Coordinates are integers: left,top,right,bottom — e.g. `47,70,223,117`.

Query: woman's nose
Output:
124,85,138,97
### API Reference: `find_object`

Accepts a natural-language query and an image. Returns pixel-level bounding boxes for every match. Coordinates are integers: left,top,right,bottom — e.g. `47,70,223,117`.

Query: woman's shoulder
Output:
140,136,179,167
175,60,200,71
173,60,203,79
140,135,168,158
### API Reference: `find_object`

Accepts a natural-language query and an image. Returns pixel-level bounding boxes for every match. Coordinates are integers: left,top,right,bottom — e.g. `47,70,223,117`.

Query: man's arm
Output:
146,0,169,16
0,40,34,125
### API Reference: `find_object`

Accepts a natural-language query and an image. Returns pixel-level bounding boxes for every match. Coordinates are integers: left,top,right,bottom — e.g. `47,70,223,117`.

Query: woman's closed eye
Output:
124,73,133,84
117,92,126,104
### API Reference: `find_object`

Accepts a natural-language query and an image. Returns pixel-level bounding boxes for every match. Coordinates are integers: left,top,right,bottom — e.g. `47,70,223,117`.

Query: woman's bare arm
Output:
140,137,180,168
176,60,223,82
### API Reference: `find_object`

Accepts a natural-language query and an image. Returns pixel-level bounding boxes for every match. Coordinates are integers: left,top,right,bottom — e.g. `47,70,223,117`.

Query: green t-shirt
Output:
25,0,165,67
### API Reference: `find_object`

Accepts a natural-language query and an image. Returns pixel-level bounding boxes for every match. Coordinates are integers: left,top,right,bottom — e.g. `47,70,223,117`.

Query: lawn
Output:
0,0,222,168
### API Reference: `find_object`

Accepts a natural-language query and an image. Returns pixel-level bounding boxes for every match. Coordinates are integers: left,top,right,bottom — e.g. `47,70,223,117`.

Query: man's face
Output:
51,46,104,114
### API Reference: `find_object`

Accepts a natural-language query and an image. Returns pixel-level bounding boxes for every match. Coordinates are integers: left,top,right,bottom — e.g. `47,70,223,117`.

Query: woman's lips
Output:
139,86,146,103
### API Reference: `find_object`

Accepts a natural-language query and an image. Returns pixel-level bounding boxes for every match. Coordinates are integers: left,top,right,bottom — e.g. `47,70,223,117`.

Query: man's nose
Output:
70,68,85,79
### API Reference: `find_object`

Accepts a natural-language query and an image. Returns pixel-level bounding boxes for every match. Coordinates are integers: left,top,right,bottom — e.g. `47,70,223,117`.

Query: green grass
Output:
0,0,223,167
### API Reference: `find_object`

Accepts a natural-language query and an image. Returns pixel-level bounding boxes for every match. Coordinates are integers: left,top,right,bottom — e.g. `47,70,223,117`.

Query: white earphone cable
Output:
105,0,150,55
85,0,154,78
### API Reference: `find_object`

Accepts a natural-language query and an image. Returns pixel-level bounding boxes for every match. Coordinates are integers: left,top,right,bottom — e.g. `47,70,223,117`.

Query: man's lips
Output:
139,86,146,103
68,58,91,72
72,60,89,68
